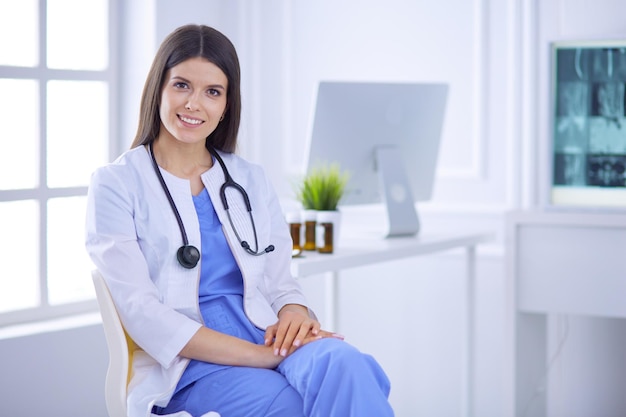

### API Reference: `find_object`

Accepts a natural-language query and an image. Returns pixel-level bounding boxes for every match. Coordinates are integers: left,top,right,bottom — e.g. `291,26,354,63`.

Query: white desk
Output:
291,231,493,417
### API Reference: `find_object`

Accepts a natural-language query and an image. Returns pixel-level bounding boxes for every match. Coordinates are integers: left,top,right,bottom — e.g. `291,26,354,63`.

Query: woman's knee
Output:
307,339,390,390
281,338,370,379
309,338,367,367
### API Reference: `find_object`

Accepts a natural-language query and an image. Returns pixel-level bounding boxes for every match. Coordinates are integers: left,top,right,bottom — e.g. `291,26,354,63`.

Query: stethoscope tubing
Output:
149,142,191,247
148,141,273,269
207,145,265,256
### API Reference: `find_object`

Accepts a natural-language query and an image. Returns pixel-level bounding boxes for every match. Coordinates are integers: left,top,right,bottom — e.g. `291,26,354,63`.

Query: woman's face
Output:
158,57,228,146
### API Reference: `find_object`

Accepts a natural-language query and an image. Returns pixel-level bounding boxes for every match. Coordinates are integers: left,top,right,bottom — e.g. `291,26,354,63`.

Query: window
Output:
0,0,117,326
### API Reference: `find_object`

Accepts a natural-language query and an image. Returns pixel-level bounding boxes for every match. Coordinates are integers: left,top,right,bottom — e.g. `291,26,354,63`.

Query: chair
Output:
92,270,220,417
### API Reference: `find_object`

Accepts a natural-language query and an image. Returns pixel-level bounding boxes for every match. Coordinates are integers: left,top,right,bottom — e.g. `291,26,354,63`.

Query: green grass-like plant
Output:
297,163,350,211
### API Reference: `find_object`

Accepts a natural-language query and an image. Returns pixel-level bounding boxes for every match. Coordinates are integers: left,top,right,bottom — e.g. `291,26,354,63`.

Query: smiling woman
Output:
157,57,228,153
86,23,394,417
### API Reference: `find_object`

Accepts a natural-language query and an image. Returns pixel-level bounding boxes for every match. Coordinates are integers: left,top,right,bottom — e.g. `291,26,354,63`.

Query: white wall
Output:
0,318,108,416
2,0,625,416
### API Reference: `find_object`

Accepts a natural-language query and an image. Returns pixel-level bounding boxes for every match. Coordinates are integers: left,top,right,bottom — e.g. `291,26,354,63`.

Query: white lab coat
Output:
85,146,309,417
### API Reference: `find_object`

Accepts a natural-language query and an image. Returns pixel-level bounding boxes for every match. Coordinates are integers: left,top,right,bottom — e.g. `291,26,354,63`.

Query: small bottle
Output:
302,210,317,251
316,211,335,254
285,211,302,252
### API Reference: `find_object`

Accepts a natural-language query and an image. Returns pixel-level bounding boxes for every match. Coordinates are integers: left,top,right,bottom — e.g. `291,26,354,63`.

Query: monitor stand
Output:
375,146,421,237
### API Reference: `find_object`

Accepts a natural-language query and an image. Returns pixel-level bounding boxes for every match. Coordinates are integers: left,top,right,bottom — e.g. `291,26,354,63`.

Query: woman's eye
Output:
207,89,220,96
174,82,189,89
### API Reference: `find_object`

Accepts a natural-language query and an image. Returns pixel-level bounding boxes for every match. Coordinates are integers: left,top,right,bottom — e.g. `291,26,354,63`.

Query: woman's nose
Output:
185,93,200,110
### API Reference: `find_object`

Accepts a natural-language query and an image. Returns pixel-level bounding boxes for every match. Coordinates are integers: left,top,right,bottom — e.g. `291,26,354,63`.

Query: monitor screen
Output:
305,81,449,236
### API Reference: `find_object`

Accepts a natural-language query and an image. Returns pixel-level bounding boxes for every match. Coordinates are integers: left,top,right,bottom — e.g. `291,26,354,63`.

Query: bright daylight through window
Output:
0,0,112,325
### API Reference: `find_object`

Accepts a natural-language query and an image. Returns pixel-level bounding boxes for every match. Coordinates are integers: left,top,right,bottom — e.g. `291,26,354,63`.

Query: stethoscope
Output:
149,142,274,269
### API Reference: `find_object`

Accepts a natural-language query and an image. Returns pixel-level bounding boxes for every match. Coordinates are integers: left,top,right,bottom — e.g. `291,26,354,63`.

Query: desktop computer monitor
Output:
305,81,449,237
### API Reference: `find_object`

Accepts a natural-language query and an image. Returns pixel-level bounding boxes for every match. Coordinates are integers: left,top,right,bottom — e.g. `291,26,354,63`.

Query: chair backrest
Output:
92,270,221,417
92,269,134,417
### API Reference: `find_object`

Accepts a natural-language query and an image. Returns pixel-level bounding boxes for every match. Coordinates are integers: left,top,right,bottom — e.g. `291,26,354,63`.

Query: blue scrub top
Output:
175,188,266,392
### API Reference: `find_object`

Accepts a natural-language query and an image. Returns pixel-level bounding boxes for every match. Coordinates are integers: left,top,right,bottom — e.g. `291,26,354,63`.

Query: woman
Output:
86,24,394,417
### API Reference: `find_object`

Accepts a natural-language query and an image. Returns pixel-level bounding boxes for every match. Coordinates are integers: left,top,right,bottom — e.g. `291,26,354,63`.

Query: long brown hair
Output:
130,24,241,153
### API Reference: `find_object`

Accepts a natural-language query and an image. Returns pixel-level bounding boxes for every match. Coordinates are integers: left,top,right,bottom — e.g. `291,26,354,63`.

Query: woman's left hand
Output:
264,304,343,357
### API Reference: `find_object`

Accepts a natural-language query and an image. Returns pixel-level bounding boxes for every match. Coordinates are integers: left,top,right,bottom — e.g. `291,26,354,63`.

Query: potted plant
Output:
295,163,349,251
297,163,349,211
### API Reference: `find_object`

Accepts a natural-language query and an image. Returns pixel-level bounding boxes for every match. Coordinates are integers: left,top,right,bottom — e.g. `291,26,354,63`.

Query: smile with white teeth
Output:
179,115,203,125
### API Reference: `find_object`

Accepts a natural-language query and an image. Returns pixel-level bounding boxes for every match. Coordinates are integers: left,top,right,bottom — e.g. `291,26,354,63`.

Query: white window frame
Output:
0,0,120,327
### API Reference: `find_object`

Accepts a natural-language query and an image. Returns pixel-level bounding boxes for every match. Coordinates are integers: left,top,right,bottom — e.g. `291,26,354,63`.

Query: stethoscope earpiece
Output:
177,245,200,269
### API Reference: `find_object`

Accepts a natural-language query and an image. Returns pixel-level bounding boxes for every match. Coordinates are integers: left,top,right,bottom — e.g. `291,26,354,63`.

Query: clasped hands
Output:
264,304,344,358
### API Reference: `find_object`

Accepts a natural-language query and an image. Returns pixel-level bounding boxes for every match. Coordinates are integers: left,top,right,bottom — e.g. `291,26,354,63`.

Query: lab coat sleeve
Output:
86,167,202,368
256,168,312,315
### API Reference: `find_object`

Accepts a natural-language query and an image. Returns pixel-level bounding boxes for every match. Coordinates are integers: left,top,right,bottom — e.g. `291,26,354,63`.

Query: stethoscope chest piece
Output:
177,245,200,269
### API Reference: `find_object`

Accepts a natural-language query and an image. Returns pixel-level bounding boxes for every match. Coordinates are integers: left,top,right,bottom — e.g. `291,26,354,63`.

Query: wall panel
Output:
253,0,521,213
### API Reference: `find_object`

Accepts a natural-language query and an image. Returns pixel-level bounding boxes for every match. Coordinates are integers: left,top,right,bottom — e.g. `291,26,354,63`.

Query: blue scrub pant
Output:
158,338,393,417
